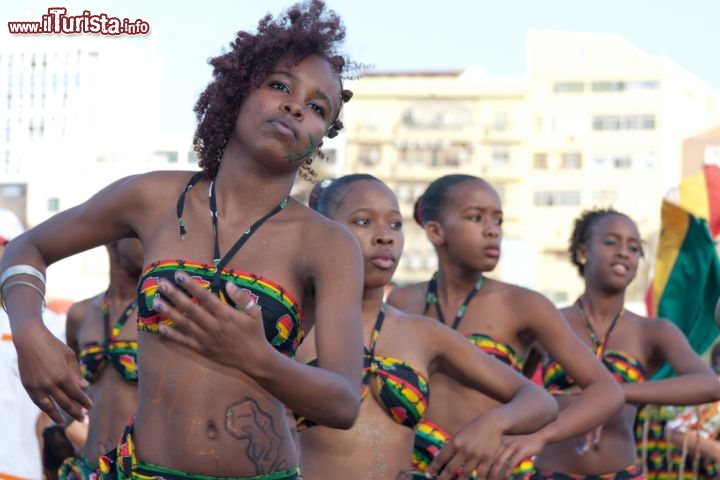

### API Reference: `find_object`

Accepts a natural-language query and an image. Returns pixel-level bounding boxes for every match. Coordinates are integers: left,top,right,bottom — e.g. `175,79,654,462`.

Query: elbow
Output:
705,378,720,403
542,390,560,425
610,381,625,413
325,393,361,430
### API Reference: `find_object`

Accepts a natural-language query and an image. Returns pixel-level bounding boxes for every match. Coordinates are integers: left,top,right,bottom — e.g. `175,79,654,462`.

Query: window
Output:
533,153,548,169
553,82,584,93
491,146,510,167
357,145,380,167
625,81,660,91
153,151,178,163
592,115,656,131
612,156,631,168
561,152,582,169
592,81,625,92
187,150,199,164
47,197,60,212
534,191,581,206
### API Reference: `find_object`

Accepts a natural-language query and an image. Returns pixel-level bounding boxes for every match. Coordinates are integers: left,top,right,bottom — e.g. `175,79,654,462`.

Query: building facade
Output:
342,31,720,308
0,33,163,301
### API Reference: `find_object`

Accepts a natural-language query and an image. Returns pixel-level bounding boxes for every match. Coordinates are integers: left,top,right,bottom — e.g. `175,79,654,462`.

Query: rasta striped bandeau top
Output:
136,259,303,358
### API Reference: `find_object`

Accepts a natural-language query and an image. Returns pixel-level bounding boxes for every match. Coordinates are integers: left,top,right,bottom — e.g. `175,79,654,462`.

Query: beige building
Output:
342,31,720,309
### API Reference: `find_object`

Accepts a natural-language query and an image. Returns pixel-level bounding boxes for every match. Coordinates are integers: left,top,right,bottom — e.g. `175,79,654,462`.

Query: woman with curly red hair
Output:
1,2,362,479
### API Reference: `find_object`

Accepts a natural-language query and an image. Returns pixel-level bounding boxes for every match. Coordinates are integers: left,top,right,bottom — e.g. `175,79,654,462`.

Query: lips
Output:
484,245,501,258
611,263,629,275
269,116,298,139
369,254,396,270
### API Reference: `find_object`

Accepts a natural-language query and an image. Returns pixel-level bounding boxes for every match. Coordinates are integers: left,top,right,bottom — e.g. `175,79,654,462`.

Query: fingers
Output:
29,379,90,424
575,431,593,455
428,444,484,480
487,449,513,480
158,322,203,352
426,442,453,478
592,425,603,448
30,391,63,424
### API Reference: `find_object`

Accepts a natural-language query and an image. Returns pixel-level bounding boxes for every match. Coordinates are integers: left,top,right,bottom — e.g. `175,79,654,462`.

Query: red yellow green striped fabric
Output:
647,201,720,380
679,164,720,237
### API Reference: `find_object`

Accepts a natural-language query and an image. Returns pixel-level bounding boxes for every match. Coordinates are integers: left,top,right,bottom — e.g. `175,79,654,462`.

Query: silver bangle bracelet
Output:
0,279,47,312
0,264,46,293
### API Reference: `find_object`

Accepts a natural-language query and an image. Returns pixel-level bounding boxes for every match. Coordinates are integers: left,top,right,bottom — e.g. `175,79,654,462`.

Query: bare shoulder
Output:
70,170,198,227
66,292,103,321
489,279,556,311
296,204,360,256
386,281,428,312
66,299,91,327
105,170,199,206
636,313,684,339
384,304,444,347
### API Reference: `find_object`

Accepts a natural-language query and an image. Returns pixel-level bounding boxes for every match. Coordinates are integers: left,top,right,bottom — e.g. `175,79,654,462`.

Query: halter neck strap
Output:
208,179,288,292
101,290,137,343
576,297,623,358
424,272,484,330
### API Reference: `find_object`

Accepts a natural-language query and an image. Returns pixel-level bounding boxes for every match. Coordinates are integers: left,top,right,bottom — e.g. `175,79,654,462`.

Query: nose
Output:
282,100,304,119
616,242,631,258
484,222,500,238
373,228,395,246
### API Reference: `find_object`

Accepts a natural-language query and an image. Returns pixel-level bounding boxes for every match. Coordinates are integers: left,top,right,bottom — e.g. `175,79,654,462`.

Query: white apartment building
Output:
342,31,720,307
0,32,163,301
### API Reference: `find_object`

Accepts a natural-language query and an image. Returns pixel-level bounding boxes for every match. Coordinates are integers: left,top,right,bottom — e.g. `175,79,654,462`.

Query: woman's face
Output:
330,180,404,290
582,214,643,291
232,54,342,170
435,180,503,273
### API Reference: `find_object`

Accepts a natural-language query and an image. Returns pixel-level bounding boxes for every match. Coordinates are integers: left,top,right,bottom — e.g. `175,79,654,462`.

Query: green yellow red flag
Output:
648,200,720,379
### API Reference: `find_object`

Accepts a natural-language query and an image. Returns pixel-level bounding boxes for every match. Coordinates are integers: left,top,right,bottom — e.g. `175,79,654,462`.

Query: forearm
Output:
1,248,48,334
667,429,720,462
536,382,623,444
493,384,558,435
246,348,360,429
624,375,720,406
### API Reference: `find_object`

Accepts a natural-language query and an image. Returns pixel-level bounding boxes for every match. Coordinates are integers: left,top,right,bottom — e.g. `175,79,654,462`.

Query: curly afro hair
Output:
192,0,355,180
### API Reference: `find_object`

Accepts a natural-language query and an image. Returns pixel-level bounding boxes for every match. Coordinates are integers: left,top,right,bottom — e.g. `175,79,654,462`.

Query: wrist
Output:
241,341,280,379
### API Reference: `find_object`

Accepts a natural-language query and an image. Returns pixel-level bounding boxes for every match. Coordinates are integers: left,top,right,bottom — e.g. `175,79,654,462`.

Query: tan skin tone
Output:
296,179,556,480
63,238,143,465
532,213,720,474
666,428,720,463
2,54,363,477
387,179,624,470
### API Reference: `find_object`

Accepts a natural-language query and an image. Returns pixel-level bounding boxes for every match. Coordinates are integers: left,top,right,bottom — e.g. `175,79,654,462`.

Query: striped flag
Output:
679,164,720,237
647,200,720,379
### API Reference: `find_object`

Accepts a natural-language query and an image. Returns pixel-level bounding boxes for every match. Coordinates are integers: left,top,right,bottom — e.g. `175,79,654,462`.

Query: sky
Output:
2,0,720,131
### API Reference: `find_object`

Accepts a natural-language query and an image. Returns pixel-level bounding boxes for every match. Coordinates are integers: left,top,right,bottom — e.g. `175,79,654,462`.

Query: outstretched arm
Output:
624,319,720,405
2,174,148,423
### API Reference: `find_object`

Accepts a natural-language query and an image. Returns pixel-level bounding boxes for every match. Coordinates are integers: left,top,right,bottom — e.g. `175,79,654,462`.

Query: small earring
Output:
579,257,587,265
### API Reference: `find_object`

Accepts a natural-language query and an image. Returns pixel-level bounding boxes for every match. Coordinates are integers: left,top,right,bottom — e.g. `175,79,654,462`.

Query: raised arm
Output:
1,174,148,423
624,318,720,405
